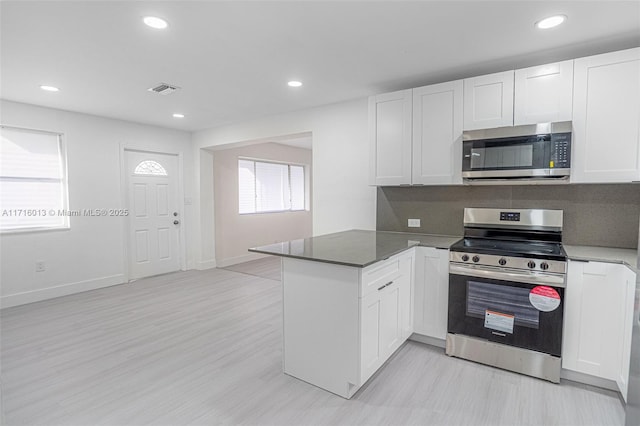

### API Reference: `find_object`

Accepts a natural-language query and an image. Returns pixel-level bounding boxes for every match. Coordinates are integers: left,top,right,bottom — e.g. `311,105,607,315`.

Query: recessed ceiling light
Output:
40,85,60,92
287,81,303,87
535,15,567,30
172,113,185,118
143,16,168,29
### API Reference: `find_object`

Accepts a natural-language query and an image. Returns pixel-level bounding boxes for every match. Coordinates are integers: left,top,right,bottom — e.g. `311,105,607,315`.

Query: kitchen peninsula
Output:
252,228,638,400
250,230,458,398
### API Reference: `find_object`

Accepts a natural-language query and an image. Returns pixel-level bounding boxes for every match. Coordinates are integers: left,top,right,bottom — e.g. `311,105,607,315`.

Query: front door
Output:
126,150,181,280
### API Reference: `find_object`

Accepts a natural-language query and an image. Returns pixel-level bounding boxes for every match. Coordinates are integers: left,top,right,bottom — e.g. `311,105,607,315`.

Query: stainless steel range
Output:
447,208,567,383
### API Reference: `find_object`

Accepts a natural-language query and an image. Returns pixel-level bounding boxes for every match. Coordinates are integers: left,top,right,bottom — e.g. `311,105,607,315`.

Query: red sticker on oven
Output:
529,286,560,312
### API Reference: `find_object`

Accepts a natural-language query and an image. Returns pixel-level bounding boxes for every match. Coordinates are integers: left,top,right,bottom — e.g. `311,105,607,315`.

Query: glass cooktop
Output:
450,237,566,260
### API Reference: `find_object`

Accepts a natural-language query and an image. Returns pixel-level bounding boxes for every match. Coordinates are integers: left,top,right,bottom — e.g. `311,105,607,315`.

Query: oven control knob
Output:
498,258,507,266
461,254,469,262
527,261,536,269
472,255,480,263
540,262,549,270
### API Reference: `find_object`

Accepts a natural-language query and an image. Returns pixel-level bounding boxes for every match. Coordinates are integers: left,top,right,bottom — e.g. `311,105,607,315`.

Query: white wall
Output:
1,97,376,305
191,98,376,267
0,100,195,308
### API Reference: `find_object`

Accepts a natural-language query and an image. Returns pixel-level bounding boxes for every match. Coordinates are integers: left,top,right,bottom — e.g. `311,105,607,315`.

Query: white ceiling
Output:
1,1,639,132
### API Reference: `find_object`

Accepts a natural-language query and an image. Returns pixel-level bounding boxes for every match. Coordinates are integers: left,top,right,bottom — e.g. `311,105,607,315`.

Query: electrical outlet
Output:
35,261,46,272
408,219,421,228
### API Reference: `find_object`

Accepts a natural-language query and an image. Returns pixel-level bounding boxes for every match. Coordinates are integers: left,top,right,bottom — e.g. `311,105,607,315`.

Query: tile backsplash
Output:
377,183,640,249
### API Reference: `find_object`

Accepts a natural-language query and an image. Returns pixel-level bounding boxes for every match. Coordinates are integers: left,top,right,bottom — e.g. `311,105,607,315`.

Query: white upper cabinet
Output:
463,70,514,130
571,48,640,183
412,81,464,185
514,60,574,125
370,48,638,185
369,89,412,185
464,61,574,130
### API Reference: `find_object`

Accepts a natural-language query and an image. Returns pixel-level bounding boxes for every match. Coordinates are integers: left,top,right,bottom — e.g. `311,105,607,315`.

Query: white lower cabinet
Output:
562,260,636,401
360,250,414,385
413,246,449,340
282,249,414,399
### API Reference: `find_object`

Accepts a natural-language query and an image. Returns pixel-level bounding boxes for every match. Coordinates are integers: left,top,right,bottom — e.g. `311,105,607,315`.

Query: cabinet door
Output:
369,90,412,185
514,60,574,125
571,48,640,183
379,281,402,358
360,250,414,385
563,261,627,380
617,268,637,401
463,70,514,130
413,247,450,339
398,253,415,340
360,290,382,384
412,81,463,185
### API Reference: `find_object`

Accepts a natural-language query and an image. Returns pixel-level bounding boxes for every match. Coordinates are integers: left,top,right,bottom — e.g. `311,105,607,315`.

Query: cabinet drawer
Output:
361,257,402,298
361,251,414,298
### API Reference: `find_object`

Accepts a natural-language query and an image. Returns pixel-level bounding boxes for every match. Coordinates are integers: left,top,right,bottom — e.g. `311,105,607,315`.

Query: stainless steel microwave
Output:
462,121,571,183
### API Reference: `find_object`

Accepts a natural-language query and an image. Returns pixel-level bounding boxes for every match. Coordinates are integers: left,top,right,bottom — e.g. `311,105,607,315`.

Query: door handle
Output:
173,220,180,225
378,281,393,291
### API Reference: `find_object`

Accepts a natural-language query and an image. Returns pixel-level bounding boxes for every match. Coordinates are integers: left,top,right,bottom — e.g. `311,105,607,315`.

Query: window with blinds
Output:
0,126,69,232
238,159,306,214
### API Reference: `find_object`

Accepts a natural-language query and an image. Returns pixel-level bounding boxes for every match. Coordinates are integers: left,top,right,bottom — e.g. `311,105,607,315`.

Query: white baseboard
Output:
561,369,618,392
409,333,446,349
216,252,269,268
1,274,126,309
195,259,217,270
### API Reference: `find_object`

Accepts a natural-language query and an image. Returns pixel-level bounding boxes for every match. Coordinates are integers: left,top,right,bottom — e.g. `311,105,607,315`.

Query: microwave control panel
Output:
550,133,571,168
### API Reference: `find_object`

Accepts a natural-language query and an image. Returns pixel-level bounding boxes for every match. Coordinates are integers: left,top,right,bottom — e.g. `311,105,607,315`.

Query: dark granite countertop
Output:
249,230,461,268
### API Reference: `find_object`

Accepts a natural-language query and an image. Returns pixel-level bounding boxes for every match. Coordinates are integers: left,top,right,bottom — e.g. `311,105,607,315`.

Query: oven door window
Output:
448,273,564,357
467,280,540,330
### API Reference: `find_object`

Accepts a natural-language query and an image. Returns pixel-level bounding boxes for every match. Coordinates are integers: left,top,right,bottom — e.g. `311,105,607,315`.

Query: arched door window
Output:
134,160,167,176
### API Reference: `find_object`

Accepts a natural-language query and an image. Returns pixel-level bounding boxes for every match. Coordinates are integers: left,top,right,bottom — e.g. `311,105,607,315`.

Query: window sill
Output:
239,209,309,216
1,226,71,235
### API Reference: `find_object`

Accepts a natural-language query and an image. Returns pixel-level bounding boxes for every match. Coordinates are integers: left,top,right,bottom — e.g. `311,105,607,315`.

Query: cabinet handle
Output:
378,281,393,291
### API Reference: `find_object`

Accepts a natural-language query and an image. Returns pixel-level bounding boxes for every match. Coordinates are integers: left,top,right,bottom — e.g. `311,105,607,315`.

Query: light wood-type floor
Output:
1,258,625,425
222,257,282,281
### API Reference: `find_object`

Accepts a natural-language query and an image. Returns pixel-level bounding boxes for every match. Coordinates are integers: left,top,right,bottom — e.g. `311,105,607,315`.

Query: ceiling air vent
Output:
147,83,180,95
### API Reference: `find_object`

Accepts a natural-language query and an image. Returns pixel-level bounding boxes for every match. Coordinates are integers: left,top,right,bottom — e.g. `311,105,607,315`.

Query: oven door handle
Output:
449,264,566,288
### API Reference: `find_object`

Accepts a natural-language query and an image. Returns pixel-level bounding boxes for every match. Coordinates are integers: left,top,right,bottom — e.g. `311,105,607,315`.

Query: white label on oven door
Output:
484,310,515,334
529,286,561,312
